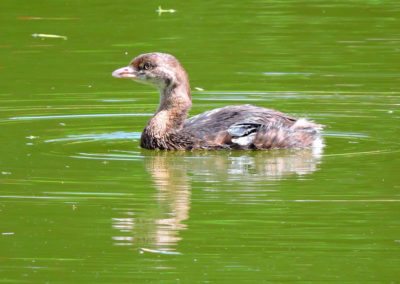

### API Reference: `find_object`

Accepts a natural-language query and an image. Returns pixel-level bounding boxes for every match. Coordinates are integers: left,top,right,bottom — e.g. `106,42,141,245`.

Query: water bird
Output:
112,52,323,150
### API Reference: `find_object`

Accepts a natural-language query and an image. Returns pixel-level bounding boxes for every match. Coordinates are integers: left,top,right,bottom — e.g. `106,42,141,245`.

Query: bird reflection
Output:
112,147,323,253
144,152,191,247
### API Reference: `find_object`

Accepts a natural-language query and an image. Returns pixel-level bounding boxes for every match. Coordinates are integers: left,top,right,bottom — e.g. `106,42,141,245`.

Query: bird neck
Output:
144,82,192,138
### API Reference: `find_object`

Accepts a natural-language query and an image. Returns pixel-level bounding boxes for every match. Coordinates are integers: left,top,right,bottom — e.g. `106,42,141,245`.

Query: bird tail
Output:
253,119,324,149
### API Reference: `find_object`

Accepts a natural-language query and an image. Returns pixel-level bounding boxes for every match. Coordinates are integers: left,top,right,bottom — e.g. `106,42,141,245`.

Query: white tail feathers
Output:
292,118,324,132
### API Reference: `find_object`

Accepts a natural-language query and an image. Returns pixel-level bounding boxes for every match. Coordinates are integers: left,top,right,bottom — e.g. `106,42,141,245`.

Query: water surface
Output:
1,0,399,282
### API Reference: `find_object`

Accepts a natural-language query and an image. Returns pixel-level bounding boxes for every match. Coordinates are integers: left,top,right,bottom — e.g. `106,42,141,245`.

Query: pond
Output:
1,0,399,282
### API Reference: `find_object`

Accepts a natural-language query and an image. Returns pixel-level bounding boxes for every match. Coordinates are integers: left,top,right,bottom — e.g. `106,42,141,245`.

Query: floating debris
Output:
2,232,15,235
194,87,205,91
26,135,38,140
1,171,11,175
32,33,68,40
156,6,176,16
140,248,181,255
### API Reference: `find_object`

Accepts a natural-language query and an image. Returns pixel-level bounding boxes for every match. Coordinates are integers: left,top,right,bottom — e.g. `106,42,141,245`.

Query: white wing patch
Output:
232,133,256,146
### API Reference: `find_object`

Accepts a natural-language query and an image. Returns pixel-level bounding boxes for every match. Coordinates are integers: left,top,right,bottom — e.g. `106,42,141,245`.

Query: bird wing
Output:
185,105,296,133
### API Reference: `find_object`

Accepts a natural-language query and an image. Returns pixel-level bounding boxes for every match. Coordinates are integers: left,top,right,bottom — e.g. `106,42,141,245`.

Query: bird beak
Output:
112,66,137,79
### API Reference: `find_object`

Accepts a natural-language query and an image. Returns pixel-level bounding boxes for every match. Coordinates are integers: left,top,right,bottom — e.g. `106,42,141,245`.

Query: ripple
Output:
9,113,152,121
324,149,400,157
101,99,137,103
196,97,265,101
323,131,370,139
45,131,141,143
263,72,313,76
139,248,182,255
71,152,143,161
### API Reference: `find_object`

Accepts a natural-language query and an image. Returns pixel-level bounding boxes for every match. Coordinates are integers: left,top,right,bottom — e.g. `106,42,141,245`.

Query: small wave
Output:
71,152,143,161
263,72,313,76
9,113,152,121
45,131,141,143
323,131,369,139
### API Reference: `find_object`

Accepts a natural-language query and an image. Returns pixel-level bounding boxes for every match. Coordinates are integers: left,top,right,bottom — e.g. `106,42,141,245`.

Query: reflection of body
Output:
113,52,324,150
112,149,322,252
169,149,323,181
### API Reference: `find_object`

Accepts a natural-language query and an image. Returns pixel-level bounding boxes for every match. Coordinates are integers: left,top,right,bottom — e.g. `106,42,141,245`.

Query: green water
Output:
1,0,400,282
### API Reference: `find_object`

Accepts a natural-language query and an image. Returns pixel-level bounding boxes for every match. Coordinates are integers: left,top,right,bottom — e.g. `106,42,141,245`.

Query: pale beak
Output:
112,66,137,79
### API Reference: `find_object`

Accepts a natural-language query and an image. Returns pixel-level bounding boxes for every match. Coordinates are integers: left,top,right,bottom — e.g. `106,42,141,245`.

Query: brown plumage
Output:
112,52,323,150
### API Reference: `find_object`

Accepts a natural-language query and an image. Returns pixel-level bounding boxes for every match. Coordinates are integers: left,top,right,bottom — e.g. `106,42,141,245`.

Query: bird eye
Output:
143,62,152,70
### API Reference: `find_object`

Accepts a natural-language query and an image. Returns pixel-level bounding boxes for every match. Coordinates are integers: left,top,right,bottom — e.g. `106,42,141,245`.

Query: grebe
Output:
112,52,323,150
